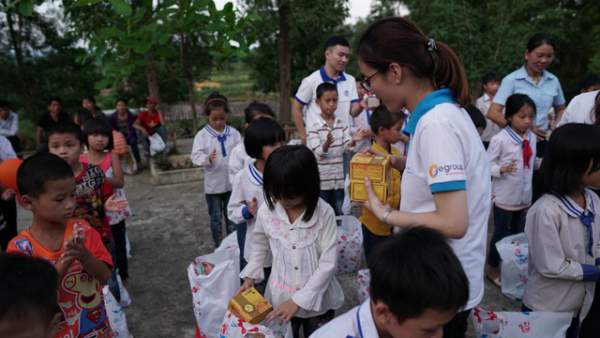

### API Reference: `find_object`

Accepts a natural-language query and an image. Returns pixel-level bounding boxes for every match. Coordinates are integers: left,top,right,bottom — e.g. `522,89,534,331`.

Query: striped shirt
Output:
307,115,351,190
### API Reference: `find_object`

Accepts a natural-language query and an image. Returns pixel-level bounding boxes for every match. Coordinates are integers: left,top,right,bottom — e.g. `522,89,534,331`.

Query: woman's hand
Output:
361,177,389,220
266,299,299,323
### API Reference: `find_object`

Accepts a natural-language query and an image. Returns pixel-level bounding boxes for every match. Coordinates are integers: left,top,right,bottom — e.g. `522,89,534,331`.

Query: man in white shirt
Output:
293,36,361,145
475,72,501,148
311,227,469,338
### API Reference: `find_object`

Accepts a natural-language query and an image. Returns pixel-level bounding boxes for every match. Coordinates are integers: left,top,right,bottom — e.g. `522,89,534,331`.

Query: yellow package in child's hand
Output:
350,153,391,183
229,288,273,324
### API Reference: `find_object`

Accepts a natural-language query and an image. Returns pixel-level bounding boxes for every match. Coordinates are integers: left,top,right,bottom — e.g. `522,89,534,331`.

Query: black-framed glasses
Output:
361,70,379,92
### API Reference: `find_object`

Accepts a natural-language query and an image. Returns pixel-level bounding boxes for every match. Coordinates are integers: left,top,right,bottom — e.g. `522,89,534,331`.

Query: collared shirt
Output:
523,189,600,320
0,135,16,161
228,143,253,185
360,142,401,236
401,89,491,310
295,67,359,129
488,128,538,209
240,199,344,318
306,115,352,190
494,66,566,130
227,163,271,265
191,124,241,194
558,90,599,127
476,94,501,142
310,300,379,338
0,112,18,137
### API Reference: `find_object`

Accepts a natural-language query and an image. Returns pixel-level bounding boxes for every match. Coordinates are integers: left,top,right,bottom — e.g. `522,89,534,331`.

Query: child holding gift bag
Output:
523,124,600,338
486,94,538,286
240,145,344,338
81,117,131,286
191,92,242,247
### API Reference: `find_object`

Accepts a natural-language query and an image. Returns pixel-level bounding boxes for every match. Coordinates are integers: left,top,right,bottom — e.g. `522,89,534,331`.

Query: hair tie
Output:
206,97,227,106
426,38,437,53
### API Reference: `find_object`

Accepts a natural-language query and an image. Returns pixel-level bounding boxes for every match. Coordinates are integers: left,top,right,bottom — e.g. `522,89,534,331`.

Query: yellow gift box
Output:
350,153,391,183
229,288,273,324
350,181,388,203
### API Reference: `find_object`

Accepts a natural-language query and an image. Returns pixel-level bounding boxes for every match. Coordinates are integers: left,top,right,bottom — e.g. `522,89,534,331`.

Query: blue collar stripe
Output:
205,125,229,138
248,164,263,185
403,89,455,135
356,305,364,338
320,66,346,84
504,127,522,145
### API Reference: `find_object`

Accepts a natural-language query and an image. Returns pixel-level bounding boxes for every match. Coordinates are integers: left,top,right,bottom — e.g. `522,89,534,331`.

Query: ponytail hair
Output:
357,17,470,105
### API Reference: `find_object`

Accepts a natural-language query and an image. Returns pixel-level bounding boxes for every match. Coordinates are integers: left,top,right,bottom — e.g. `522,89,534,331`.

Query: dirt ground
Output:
16,139,519,338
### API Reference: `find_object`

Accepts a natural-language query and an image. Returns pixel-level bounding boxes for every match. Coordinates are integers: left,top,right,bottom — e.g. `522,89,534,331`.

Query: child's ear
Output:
18,194,34,211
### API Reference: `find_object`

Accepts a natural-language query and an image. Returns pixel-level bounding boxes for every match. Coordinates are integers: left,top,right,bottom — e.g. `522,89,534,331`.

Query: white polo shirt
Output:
401,89,491,310
295,67,359,129
557,89,599,126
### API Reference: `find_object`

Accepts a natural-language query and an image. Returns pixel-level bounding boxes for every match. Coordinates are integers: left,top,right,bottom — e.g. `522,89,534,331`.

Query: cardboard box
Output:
350,180,387,203
229,288,273,324
350,154,391,184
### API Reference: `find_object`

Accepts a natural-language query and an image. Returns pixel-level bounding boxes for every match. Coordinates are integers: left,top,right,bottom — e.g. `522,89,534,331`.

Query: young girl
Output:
227,117,285,269
191,92,241,247
240,145,343,338
228,101,275,185
486,94,538,285
523,123,600,338
81,118,130,285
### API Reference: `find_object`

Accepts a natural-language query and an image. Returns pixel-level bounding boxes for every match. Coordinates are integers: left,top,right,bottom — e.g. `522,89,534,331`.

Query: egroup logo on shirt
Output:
428,163,464,178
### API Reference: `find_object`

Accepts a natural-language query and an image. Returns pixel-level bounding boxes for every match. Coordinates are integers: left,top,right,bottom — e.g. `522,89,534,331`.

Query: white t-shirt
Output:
557,90,599,126
402,101,491,310
295,67,359,129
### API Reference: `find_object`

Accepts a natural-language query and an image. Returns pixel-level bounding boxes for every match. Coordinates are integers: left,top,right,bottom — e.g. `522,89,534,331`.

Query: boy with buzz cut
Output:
360,105,404,259
310,227,469,338
0,253,61,338
7,153,113,338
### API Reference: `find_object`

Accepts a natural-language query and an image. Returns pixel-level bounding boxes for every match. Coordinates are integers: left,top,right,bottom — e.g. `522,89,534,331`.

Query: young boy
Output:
227,117,285,269
360,106,404,259
7,153,113,337
0,253,61,338
310,227,469,338
47,123,121,244
307,82,358,215
476,72,501,148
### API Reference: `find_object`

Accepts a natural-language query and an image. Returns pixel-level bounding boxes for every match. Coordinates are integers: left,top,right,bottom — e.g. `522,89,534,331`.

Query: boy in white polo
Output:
292,36,361,145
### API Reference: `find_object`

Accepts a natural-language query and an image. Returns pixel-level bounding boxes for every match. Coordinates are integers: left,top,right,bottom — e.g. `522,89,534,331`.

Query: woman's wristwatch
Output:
382,206,393,224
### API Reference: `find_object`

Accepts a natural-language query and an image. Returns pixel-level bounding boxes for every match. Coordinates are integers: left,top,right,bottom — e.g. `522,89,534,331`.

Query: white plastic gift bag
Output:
149,133,166,156
355,269,370,302
218,311,292,338
103,286,133,338
188,246,241,338
335,216,363,275
471,306,572,338
496,233,529,300
116,273,132,308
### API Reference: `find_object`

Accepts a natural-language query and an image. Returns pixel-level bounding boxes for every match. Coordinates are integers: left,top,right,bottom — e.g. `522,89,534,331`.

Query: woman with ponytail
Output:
358,17,491,337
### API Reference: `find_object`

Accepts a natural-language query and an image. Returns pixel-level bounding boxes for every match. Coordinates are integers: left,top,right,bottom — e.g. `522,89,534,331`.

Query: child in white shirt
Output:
523,124,600,338
240,145,343,338
191,92,241,247
228,101,276,184
486,93,538,285
311,227,469,338
307,82,360,215
227,117,285,269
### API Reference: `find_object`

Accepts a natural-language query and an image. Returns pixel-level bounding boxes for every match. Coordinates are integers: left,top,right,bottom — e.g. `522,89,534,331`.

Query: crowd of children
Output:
2,16,600,338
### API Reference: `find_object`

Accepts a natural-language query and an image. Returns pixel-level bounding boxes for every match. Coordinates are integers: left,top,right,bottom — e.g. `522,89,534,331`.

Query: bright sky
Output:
215,0,374,24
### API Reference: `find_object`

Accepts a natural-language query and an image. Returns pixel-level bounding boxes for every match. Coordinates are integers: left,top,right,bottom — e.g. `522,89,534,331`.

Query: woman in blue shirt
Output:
487,33,566,157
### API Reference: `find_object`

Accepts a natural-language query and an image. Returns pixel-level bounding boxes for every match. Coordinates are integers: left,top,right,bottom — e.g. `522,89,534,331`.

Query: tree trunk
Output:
179,31,199,134
145,53,161,100
277,0,292,124
5,9,34,113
